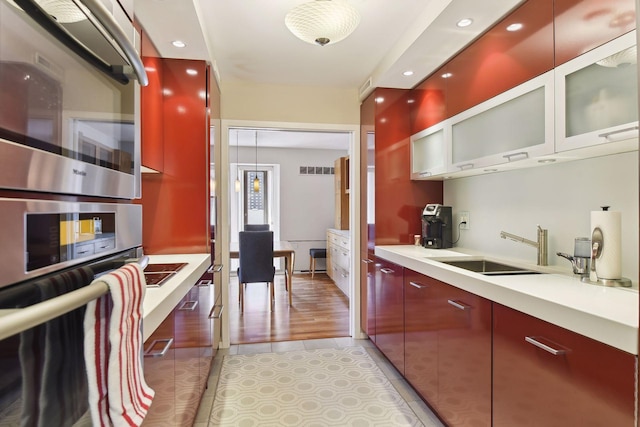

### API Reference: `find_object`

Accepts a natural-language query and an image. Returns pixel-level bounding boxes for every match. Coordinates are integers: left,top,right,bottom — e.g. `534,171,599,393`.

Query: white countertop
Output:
142,253,210,341
375,245,639,354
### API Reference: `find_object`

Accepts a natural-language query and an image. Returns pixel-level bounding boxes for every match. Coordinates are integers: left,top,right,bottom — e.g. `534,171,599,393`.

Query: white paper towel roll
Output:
591,209,622,280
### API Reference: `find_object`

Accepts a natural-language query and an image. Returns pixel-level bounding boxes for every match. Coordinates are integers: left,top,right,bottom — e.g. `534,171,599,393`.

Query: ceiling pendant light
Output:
234,130,241,192
253,131,260,192
285,0,360,47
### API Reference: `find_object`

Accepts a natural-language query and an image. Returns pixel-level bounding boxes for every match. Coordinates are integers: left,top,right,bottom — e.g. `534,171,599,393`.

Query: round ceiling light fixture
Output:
285,0,360,47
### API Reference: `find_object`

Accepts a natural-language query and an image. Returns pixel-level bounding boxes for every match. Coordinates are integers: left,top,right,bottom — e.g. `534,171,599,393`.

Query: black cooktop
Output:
143,263,188,287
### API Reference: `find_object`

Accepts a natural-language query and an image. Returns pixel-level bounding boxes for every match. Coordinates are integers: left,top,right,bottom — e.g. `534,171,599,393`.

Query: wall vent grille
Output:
299,166,335,175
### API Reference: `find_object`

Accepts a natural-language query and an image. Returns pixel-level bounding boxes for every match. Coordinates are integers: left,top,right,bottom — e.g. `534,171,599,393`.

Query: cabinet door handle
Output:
178,300,198,311
208,304,224,319
503,151,529,161
208,264,223,273
362,259,374,264
197,279,213,287
447,299,470,310
144,338,174,358
380,268,395,274
525,336,567,356
598,125,639,141
342,252,348,256
409,281,428,289
457,163,474,171
419,171,432,177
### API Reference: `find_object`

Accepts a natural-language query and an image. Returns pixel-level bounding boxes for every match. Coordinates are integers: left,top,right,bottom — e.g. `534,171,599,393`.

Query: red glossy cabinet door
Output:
493,303,635,427
140,30,164,172
437,282,491,426
373,88,442,246
445,0,554,117
374,257,404,374
403,269,439,405
410,68,448,135
554,0,636,66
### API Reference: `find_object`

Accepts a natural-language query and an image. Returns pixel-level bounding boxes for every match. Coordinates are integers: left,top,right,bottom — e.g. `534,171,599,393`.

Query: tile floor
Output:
193,338,445,427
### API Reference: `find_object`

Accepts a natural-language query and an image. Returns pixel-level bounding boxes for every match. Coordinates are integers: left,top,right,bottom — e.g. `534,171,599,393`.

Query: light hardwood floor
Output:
229,272,350,344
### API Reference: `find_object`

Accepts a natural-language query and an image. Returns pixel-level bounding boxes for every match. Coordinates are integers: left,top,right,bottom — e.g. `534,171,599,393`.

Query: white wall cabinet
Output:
410,32,638,181
410,123,448,179
327,229,350,298
555,31,638,154
449,71,554,172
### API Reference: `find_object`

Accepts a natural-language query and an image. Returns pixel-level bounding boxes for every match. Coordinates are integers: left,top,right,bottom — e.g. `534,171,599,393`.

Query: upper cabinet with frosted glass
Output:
555,31,638,153
410,122,448,179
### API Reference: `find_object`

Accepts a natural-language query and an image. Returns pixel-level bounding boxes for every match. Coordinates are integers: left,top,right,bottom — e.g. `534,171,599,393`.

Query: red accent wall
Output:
373,88,443,245
554,0,636,66
138,59,211,254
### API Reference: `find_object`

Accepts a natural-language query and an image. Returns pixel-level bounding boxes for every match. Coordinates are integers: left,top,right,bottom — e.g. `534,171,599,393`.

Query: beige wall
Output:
220,80,360,124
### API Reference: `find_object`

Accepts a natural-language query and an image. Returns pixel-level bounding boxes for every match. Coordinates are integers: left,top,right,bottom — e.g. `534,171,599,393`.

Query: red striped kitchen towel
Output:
84,263,155,427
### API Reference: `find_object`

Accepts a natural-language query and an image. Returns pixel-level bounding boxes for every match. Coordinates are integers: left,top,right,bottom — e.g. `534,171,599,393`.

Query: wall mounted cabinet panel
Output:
410,70,448,135
555,31,638,153
554,0,636,66
374,257,404,375
493,303,635,427
445,0,554,117
410,122,448,179
449,71,554,172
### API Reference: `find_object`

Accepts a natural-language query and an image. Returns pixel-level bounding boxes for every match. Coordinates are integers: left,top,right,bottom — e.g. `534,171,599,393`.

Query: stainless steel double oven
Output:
0,0,147,423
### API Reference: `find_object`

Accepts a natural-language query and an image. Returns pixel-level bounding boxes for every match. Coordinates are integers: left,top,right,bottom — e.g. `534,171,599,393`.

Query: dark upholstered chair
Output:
237,231,275,312
245,224,269,231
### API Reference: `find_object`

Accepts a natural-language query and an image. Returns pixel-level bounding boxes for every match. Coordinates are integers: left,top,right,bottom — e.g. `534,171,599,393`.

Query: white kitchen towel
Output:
84,263,154,427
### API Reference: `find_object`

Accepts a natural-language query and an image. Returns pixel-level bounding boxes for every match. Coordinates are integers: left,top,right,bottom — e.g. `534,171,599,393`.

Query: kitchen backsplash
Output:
444,151,638,283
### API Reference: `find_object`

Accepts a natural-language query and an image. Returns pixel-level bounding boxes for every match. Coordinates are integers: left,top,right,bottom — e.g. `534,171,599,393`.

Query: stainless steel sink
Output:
439,259,543,276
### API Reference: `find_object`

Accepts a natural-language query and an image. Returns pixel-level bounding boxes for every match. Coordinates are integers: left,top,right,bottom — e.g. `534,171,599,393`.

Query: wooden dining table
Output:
230,240,296,306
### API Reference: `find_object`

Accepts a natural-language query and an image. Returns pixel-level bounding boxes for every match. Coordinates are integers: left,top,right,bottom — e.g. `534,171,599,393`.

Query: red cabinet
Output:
140,30,164,173
445,0,554,117
437,281,491,426
554,0,636,66
403,270,439,404
404,270,491,426
410,68,448,135
138,58,211,255
493,303,635,427
374,257,404,374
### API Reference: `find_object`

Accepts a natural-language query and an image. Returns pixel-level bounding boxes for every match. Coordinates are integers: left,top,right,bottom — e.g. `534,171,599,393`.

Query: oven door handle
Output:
12,0,148,86
80,0,148,86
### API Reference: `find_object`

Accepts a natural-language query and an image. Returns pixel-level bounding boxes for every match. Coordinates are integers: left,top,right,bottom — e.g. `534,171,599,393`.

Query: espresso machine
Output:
422,204,453,249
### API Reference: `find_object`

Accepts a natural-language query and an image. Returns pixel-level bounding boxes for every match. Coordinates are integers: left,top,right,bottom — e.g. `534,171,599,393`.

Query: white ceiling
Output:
134,0,525,148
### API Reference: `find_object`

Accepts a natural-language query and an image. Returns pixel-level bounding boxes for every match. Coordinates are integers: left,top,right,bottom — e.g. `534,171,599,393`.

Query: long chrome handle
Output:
380,268,395,274
457,163,474,170
503,151,529,161
525,336,567,355
81,0,149,85
208,304,224,319
598,125,639,140
362,259,374,264
447,299,470,310
409,281,427,289
144,338,174,357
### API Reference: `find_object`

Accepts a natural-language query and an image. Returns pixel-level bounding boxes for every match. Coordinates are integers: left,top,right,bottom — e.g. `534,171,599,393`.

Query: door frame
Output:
218,120,362,348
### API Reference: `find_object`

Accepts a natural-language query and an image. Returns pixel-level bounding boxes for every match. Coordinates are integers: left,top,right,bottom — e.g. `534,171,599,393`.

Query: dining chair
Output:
237,231,275,312
244,224,269,231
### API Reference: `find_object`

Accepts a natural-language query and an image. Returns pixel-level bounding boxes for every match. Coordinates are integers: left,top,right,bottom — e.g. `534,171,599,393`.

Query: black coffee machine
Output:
422,204,452,249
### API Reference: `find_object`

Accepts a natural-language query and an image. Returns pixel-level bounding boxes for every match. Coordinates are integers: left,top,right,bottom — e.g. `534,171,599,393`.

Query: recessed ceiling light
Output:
441,72,453,79
506,23,523,32
457,18,473,28
403,70,414,76
172,40,186,48
186,69,198,76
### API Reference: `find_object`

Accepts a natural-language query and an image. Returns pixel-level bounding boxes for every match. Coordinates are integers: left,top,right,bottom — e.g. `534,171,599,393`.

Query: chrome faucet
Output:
500,225,548,266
